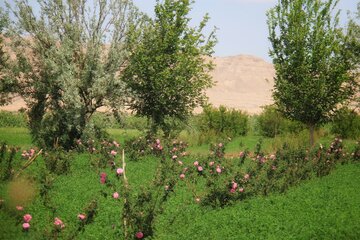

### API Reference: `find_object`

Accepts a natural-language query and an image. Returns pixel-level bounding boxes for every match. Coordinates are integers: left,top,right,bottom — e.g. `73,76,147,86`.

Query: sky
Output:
1,0,357,62
133,0,358,62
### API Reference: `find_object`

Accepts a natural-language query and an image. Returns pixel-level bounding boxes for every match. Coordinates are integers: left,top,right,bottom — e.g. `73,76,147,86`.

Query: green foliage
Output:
0,111,27,128
0,7,15,106
43,148,72,175
331,107,360,139
0,143,17,181
267,0,357,145
7,0,143,149
256,105,305,138
123,0,216,136
198,105,249,139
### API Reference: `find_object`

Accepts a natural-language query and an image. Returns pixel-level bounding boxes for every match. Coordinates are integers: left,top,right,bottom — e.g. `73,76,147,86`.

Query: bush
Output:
331,107,360,139
198,105,249,139
256,105,305,138
0,111,27,128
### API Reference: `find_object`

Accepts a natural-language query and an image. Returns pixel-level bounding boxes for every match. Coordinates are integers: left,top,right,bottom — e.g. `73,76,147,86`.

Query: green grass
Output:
0,128,359,239
0,128,32,148
154,163,360,239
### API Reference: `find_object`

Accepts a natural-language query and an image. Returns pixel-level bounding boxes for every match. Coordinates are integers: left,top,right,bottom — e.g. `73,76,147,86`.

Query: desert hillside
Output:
207,55,275,114
0,55,275,114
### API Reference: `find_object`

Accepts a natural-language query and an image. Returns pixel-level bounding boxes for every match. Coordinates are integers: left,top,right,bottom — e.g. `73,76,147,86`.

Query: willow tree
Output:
122,0,216,136
267,0,357,146
7,0,143,149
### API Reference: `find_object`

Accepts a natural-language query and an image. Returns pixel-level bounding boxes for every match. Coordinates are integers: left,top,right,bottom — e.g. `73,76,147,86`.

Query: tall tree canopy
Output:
267,0,357,145
122,0,216,136
6,0,143,149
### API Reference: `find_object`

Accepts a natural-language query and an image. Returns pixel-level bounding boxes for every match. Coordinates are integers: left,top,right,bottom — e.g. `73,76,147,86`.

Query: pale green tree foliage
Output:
267,0,357,145
123,0,216,136
0,7,13,105
7,0,143,149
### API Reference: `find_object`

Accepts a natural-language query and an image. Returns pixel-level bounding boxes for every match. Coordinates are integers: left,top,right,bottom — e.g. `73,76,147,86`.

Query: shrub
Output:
43,149,72,175
197,105,249,140
331,107,360,139
256,105,305,138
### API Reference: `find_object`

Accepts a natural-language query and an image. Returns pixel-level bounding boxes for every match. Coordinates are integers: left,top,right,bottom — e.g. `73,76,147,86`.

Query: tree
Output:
267,0,357,145
346,2,360,110
122,0,216,136
7,0,143,149
0,7,14,105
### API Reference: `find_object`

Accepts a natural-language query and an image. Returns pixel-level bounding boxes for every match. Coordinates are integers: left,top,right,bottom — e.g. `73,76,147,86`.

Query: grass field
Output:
0,128,359,239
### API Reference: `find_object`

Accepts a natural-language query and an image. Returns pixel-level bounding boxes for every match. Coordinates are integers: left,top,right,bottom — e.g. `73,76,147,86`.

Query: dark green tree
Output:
7,0,143,149
123,0,216,136
267,0,357,145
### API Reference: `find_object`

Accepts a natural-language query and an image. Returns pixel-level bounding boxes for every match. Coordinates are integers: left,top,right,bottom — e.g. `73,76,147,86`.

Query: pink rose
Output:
178,160,183,165
218,143,223,147
193,161,199,166
78,214,86,220
135,231,144,239
113,192,119,199
232,182,238,189
216,167,222,173
156,139,160,145
110,150,117,156
239,151,244,157
116,168,124,175
22,222,30,231
230,188,236,193
209,161,214,166
54,217,65,229
172,155,177,160
244,174,250,180
23,214,32,223
197,166,203,172
113,141,120,147
164,185,169,191
239,188,244,193
179,174,185,179
16,206,24,211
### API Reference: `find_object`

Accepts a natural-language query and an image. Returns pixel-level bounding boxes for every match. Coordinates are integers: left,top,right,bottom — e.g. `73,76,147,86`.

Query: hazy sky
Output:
1,0,357,62
133,0,358,62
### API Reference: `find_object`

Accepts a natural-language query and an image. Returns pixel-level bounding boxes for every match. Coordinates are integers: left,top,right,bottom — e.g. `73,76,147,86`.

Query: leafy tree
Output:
346,2,360,110
7,0,143,149
0,7,13,106
267,0,357,145
123,0,216,136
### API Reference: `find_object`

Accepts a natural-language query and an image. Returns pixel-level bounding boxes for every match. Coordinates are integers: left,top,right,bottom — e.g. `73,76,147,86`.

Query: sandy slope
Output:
0,55,275,114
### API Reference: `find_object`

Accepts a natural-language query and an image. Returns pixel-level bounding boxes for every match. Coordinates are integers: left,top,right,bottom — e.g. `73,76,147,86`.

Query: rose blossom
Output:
179,173,185,179
16,206,24,211
193,161,199,166
78,214,86,220
116,168,124,175
197,166,203,172
239,188,244,193
216,167,222,173
54,217,65,229
110,150,117,156
244,174,250,180
22,222,30,231
23,214,32,223
113,192,119,199
135,232,144,239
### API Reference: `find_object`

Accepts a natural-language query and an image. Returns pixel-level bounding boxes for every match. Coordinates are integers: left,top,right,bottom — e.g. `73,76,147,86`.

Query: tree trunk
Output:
309,124,315,146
